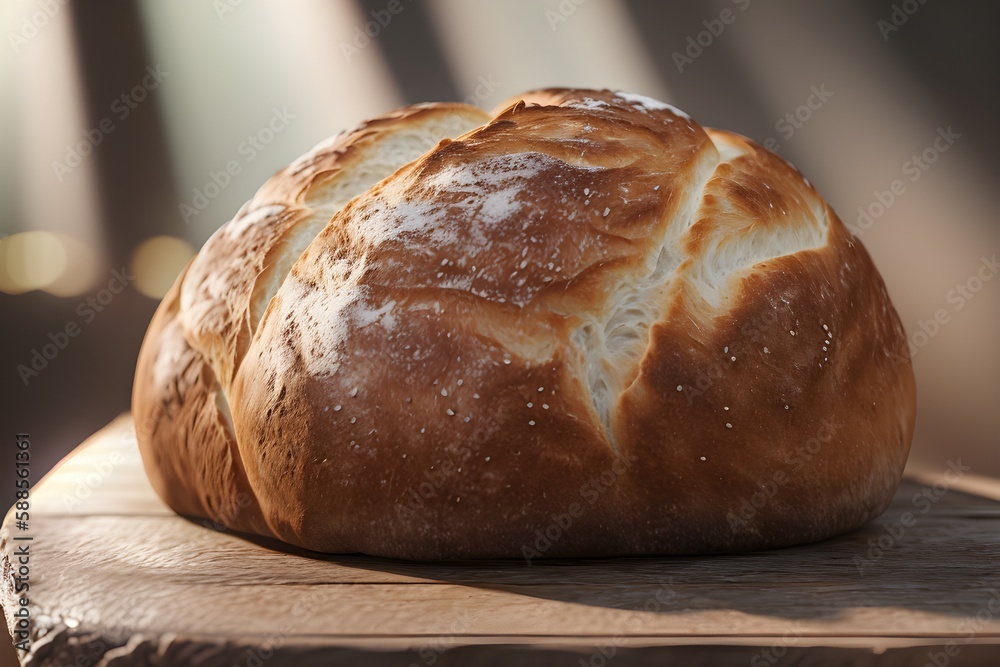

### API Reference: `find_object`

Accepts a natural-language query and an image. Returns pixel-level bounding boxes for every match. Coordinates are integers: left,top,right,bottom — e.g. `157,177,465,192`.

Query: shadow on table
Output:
210,479,1000,624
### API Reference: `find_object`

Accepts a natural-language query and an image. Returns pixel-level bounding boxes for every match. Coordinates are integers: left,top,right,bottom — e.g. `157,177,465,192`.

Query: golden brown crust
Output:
135,89,915,558
134,102,489,536
132,265,271,536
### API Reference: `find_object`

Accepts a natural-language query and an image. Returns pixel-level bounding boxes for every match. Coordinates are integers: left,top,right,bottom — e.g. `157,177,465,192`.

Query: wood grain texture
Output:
3,416,999,666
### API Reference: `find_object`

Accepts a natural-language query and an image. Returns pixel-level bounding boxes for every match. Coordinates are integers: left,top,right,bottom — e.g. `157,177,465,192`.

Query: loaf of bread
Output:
133,88,916,559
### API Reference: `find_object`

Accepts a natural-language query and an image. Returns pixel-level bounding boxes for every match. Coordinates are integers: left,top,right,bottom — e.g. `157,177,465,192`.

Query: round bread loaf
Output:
133,88,916,559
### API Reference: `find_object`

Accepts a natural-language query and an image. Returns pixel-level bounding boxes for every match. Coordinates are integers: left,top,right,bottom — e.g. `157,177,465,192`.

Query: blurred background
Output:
0,1,998,658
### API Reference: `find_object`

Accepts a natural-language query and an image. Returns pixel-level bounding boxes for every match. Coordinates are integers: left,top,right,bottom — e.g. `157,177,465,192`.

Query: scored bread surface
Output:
133,88,915,559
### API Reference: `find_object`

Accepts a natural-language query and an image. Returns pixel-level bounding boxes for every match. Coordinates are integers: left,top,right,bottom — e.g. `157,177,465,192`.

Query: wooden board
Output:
3,416,1000,666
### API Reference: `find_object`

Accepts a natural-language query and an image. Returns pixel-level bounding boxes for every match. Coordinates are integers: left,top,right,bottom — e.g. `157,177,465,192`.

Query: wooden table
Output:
3,416,999,666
